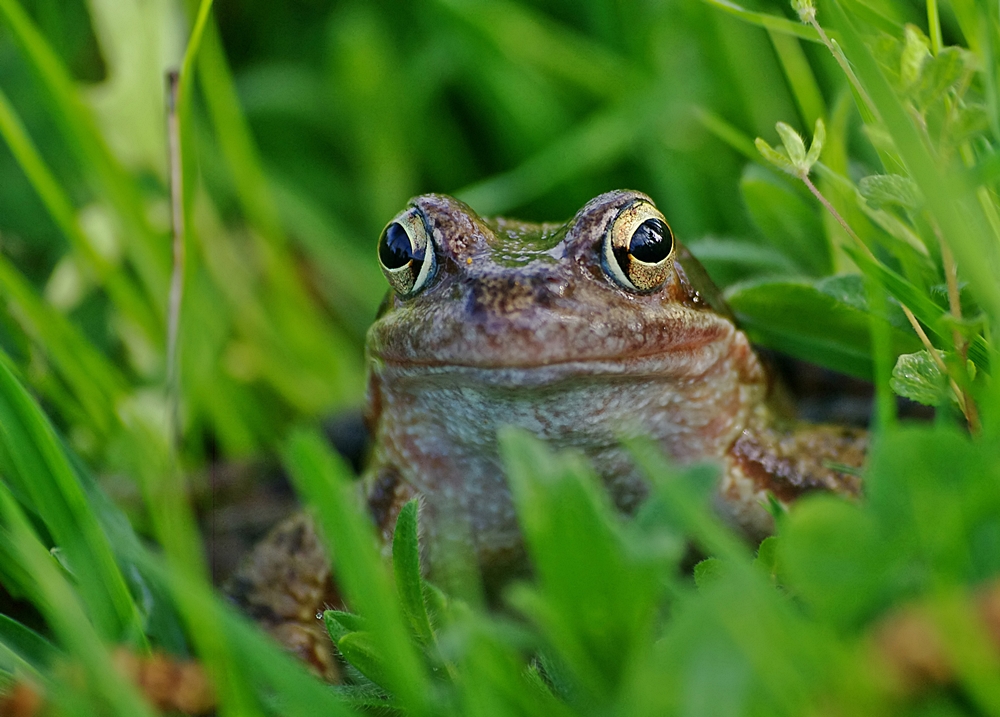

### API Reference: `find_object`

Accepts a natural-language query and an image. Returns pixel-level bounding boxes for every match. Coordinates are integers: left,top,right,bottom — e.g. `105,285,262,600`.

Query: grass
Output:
0,0,999,714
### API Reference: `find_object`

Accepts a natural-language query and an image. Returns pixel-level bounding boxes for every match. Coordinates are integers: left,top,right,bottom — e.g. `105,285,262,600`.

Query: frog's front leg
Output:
224,466,419,681
717,411,867,539
224,512,341,680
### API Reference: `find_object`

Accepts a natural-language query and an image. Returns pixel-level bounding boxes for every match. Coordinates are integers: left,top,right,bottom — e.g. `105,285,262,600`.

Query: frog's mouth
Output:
367,293,744,379
372,344,742,389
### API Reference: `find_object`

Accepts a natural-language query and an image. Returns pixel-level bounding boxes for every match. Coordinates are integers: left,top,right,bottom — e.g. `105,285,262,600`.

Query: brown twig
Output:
934,221,980,433
166,70,185,449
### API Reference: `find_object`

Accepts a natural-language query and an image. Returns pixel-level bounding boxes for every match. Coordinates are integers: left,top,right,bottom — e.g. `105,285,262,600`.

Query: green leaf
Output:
858,174,923,210
337,631,393,689
331,684,397,712
842,247,982,369
323,609,367,641
890,350,948,406
753,536,780,581
865,427,1000,585
726,278,921,378
780,497,888,629
392,500,436,646
776,122,807,167
0,613,57,671
823,0,1000,326
803,117,825,169
754,137,796,175
499,429,662,706
899,24,930,89
914,47,971,108
740,165,829,275
693,558,725,590
282,430,430,712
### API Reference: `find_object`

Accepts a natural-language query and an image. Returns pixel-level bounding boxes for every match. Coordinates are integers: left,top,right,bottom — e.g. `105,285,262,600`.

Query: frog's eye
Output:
377,208,437,296
602,201,675,292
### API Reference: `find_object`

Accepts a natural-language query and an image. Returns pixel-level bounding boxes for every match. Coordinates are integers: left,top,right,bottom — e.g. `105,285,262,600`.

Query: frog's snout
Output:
463,272,567,320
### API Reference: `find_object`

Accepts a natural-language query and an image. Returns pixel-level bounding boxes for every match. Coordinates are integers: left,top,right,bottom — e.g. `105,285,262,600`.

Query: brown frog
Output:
227,189,866,676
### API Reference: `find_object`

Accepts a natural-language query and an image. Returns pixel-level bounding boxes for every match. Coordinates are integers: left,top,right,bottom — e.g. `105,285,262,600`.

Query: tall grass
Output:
0,0,998,714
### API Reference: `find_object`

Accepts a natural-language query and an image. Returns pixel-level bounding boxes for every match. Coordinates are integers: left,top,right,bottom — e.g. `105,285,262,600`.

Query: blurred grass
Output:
0,0,998,714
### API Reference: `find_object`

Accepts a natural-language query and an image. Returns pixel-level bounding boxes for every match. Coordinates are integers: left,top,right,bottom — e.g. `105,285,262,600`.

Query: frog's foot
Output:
718,420,867,539
224,512,341,681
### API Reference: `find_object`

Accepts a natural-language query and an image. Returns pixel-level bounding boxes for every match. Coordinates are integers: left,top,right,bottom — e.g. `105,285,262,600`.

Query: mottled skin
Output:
228,189,865,672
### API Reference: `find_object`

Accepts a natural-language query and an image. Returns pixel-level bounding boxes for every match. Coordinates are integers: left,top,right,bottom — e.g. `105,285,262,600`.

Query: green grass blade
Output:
0,486,155,716
282,430,432,715
694,107,761,161
0,85,158,339
195,17,287,247
0,0,170,308
392,500,437,647
0,353,140,641
0,253,127,438
118,537,362,717
698,0,821,42
768,32,826,128
0,614,57,673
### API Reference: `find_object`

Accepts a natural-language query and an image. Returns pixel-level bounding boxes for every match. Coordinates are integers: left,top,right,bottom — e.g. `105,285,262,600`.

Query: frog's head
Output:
367,190,737,381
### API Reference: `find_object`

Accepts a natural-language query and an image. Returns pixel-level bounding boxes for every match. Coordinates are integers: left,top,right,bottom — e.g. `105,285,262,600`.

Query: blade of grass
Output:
0,614,57,677
768,31,826,129
698,0,822,42
194,15,286,247
0,0,170,309
694,106,761,161
0,86,158,339
0,352,141,641
0,252,127,438
866,278,898,429
282,430,432,715
0,487,155,716
626,439,749,563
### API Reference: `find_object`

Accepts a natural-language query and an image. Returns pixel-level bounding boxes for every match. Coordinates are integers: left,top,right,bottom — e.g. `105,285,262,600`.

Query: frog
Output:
226,189,866,677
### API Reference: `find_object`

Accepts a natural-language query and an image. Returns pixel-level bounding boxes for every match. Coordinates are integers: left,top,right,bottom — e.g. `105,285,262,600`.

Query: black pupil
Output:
379,222,422,270
629,218,672,263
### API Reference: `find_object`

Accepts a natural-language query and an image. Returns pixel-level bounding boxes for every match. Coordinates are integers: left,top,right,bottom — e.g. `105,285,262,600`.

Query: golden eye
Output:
377,207,437,296
602,200,675,292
